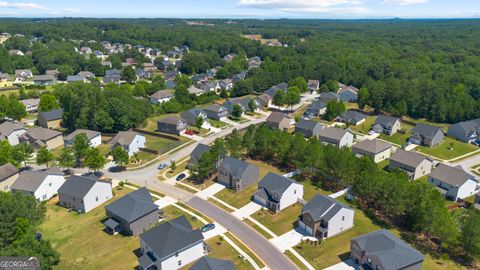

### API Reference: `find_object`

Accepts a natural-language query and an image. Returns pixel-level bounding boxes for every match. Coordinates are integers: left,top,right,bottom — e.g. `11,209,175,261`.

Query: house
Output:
64,129,101,148
58,174,113,213
149,90,174,104
33,75,56,86
37,108,63,129
204,104,228,121
447,118,480,143
188,144,211,168
295,119,324,138
159,60,173,71
137,216,204,270
218,79,233,91
157,116,188,135
104,187,160,236
308,80,320,92
21,98,40,114
428,164,479,201
206,68,217,79
45,69,60,78
188,85,204,96
189,257,235,270
0,121,26,146
298,194,354,239
319,92,339,103
337,111,366,126
0,73,13,88
266,112,291,131
222,99,245,114
15,69,33,81
388,150,433,180
100,61,112,68
0,163,19,192
337,83,359,102
256,94,271,108
79,47,92,54
8,49,24,56
181,108,207,126
409,124,444,147
19,127,63,150
191,74,208,84
94,50,104,59
11,169,65,201
109,131,146,156
77,71,95,79
253,172,304,213
351,230,424,270
318,127,354,148
305,100,327,118
67,75,88,83
164,71,178,81
103,75,121,84
217,157,260,192
136,68,152,79
372,116,401,135
165,79,176,89
232,72,247,83
352,139,393,163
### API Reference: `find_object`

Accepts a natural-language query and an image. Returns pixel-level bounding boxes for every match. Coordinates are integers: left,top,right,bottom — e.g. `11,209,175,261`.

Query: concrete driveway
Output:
269,227,316,252
232,202,263,220
196,183,226,199
202,222,228,240
154,196,177,209
323,259,359,270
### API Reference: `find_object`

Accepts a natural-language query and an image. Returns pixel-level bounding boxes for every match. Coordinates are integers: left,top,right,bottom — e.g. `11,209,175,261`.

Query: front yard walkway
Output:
154,196,177,209
196,183,226,199
269,228,316,252
232,202,263,220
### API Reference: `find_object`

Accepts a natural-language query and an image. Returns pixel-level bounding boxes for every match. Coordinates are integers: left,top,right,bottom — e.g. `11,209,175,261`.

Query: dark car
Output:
200,223,215,233
176,173,186,181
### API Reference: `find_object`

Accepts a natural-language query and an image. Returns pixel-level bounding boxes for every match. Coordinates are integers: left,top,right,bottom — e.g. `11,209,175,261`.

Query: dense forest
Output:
1,18,480,123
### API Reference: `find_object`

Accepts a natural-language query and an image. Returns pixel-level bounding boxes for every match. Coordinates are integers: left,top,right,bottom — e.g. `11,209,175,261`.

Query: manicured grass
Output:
199,237,255,270
97,144,111,156
284,250,309,270
379,130,412,146
209,119,229,128
164,160,188,180
41,187,139,270
126,151,157,168
302,180,332,201
252,204,302,236
177,202,214,223
402,116,450,130
174,183,198,193
215,183,257,209
416,137,479,160
351,116,376,134
229,116,249,123
377,159,389,170
207,198,235,213
224,232,265,268
183,177,216,190
243,218,273,239
161,205,204,229
246,159,284,178
145,134,176,151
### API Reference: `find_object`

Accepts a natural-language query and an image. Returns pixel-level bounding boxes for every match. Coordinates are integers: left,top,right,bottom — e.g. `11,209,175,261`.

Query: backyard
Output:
416,137,478,160
351,116,376,134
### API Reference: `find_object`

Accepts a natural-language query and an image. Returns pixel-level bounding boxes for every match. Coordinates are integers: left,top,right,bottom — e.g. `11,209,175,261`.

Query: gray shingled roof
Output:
204,104,226,113
412,124,443,139
150,90,173,99
139,216,203,260
58,174,106,199
110,131,141,147
430,164,476,187
67,75,86,82
190,144,211,162
307,100,326,111
257,173,298,201
352,229,424,270
320,92,339,99
296,119,322,131
340,111,366,123
39,108,63,121
375,116,399,129
22,127,62,141
104,187,157,222
219,157,251,179
302,194,353,222
390,150,429,169
64,129,100,141
33,75,56,81
0,163,18,181
11,169,64,193
319,127,351,141
353,139,392,154
189,257,236,270
267,112,288,124
158,116,185,126
0,121,25,136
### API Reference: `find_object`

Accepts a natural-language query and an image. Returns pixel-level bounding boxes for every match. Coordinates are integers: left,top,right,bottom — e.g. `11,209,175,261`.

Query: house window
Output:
178,260,182,266
367,258,372,265
49,182,52,187
175,252,178,257
294,190,297,194
95,196,99,202
342,216,345,221
42,194,47,200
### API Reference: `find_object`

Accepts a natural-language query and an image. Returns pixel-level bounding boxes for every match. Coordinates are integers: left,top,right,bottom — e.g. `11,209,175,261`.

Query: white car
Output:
368,130,377,136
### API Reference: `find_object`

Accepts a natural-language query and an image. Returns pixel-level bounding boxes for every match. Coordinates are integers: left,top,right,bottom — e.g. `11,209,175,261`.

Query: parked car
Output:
176,173,186,181
201,223,215,233
158,163,167,170
368,130,377,135
185,130,194,135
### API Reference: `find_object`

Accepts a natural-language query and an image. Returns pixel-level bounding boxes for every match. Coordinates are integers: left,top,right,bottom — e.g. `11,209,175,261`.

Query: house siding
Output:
59,182,112,213
140,240,204,270
266,118,290,131
0,173,19,192
352,147,391,163
45,135,64,150
157,121,187,135
127,135,146,156
106,209,159,236
428,177,478,201
217,164,259,192
33,175,65,201
278,183,303,211
6,129,26,146
389,159,432,180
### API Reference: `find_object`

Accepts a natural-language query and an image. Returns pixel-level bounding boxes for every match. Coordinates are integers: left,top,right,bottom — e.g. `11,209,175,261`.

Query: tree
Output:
72,133,90,165
285,87,301,111
58,64,73,81
227,129,242,158
110,146,129,168
0,141,17,167
121,67,136,83
38,93,60,112
357,87,369,109
170,160,176,172
324,101,346,121
219,89,228,98
174,85,191,104
83,147,106,172
248,99,257,113
195,116,204,131
289,77,308,93
36,147,54,168
231,79,253,97
5,96,27,121
56,147,76,171
174,74,192,88
273,90,286,106
461,208,480,258
231,104,243,119
12,143,33,168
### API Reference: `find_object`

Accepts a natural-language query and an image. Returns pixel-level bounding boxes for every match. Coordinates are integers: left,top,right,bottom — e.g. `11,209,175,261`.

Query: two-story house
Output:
388,150,433,180
428,164,479,201
11,168,65,201
217,157,259,192
64,129,102,148
0,121,26,146
157,116,188,135
109,131,146,156
409,124,444,147
253,172,304,213
372,116,402,136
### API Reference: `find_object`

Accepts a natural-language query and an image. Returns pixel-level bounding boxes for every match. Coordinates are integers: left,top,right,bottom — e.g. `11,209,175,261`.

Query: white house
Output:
298,194,354,239
149,90,174,104
253,172,304,213
428,164,479,201
64,129,102,148
58,174,113,213
318,127,354,148
21,99,40,114
11,169,65,202
137,216,204,270
109,131,146,156
0,121,27,146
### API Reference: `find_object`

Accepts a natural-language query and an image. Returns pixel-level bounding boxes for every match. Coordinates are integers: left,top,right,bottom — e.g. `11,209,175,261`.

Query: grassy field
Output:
161,205,204,229
379,130,412,146
243,218,273,239
246,159,284,178
224,232,265,268
215,183,257,209
351,116,376,134
284,250,309,270
252,204,302,236
209,119,229,128
41,187,139,270
416,137,478,160
145,134,177,151
302,180,332,201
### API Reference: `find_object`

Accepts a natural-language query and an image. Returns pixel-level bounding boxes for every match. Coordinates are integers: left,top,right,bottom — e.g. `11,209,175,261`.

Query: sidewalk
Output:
196,183,226,199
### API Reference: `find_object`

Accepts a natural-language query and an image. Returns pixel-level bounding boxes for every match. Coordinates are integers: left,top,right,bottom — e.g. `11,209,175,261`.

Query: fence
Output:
328,186,351,199
132,128,180,141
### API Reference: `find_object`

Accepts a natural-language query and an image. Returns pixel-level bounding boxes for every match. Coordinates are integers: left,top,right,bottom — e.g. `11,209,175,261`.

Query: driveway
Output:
202,222,227,240
269,227,315,252
232,202,263,220
154,196,177,209
196,183,226,199
323,259,359,270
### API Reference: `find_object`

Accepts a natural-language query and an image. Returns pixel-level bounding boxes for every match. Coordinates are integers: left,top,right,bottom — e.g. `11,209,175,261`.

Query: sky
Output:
0,0,479,19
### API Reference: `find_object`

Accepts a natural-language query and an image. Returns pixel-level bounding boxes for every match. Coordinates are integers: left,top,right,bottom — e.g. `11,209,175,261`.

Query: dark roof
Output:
105,187,158,223
39,108,63,121
33,75,56,81
0,163,18,181
267,112,288,124
340,111,366,123
296,119,322,131
204,104,226,113
158,116,185,125
307,100,326,111
352,230,424,270
11,169,64,192
0,121,25,136
139,216,203,260
429,164,476,187
181,108,206,121
257,173,298,201
449,119,480,138
189,257,236,270
320,92,339,99
190,144,211,162
110,131,142,147
219,157,252,178
105,69,122,76
375,116,400,129
412,124,443,139
319,127,352,141
353,139,392,154
64,129,100,141
390,150,430,169
67,75,86,82
150,90,173,99
58,174,108,199
22,127,62,141
302,194,353,222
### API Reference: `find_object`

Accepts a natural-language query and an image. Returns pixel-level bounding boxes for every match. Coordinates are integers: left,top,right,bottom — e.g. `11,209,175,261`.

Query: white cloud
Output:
63,8,80,13
0,1,47,10
382,0,429,6
237,0,369,14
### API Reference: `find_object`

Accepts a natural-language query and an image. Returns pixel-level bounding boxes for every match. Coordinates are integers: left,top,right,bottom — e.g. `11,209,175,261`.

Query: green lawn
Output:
208,198,235,213
351,116,376,134
416,137,478,160
284,250,309,270
243,218,273,239
162,159,188,180
41,187,139,270
141,113,180,132
145,134,176,151
402,116,450,130
224,232,265,268
246,159,284,178
174,183,198,193
379,130,412,146
209,119,229,128
215,183,257,209
127,151,157,168
377,159,389,170
302,180,332,201
252,204,302,236
161,205,204,229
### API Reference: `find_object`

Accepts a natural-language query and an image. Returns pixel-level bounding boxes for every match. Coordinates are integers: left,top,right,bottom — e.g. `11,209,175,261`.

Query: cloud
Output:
237,0,369,14
0,1,47,10
382,0,429,5
63,8,80,13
